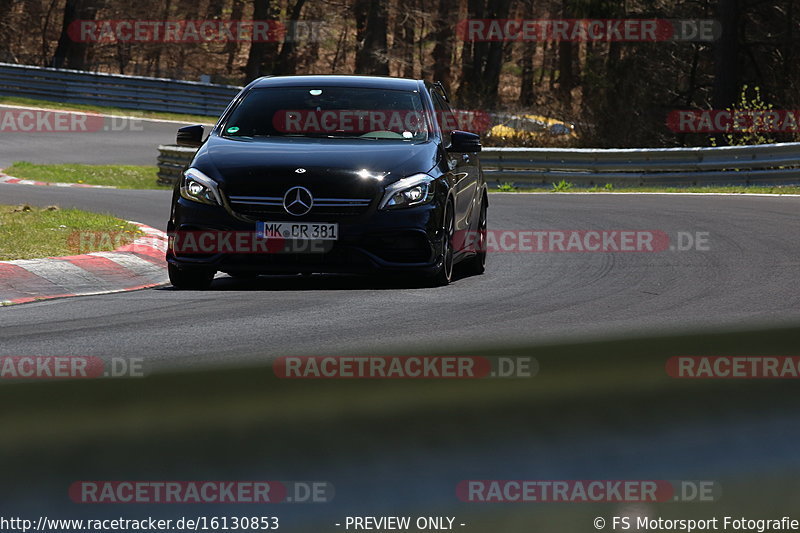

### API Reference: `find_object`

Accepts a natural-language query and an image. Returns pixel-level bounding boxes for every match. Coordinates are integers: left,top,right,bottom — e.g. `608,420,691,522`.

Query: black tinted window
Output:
222,87,428,141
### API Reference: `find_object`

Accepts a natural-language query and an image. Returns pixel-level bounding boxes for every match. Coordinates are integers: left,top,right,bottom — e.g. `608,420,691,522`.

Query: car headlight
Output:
379,174,435,210
180,168,222,206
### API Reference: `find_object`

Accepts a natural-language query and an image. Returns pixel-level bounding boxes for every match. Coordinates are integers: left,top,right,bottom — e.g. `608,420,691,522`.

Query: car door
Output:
431,90,479,236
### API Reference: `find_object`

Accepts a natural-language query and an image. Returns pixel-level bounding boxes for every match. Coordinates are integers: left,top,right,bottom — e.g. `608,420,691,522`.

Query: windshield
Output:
221,86,429,142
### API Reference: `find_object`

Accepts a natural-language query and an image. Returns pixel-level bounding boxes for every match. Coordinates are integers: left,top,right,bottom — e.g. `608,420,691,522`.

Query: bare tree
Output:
245,0,280,79
354,0,389,74
225,0,245,74
557,0,573,106
712,0,740,108
274,0,307,75
391,0,417,78
431,0,455,91
52,0,100,69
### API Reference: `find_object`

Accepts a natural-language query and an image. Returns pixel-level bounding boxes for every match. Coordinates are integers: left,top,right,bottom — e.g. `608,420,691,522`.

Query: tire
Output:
462,196,487,276
427,203,455,287
169,263,215,290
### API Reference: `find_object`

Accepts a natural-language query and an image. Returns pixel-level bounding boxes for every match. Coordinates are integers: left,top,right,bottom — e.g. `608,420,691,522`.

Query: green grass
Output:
496,182,517,192
4,162,169,190
0,95,215,124
551,179,574,192
491,184,800,194
0,204,141,260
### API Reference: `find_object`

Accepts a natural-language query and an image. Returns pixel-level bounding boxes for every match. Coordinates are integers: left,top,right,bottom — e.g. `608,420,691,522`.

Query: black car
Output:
166,75,487,289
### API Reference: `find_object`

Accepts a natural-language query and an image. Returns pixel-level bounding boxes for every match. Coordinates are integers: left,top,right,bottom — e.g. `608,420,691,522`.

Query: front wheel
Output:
168,263,215,290
462,197,487,276
427,204,455,287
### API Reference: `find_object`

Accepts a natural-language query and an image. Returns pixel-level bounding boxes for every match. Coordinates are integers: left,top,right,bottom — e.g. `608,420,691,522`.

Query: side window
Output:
431,90,453,145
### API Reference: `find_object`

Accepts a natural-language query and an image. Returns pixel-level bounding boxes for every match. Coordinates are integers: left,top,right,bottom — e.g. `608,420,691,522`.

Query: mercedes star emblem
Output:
283,186,313,216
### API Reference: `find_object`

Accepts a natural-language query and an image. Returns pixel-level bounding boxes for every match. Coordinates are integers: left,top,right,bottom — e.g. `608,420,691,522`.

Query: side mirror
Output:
177,125,205,147
448,130,482,153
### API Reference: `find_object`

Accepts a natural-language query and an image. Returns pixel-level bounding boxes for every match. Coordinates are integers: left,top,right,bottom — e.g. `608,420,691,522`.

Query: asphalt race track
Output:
2,183,799,372
0,107,203,167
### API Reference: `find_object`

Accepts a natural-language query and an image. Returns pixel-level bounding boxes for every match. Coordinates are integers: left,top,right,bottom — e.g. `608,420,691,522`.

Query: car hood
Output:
196,136,440,198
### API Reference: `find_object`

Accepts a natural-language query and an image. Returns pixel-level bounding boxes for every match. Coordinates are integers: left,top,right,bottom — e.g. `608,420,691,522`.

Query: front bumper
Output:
167,198,445,275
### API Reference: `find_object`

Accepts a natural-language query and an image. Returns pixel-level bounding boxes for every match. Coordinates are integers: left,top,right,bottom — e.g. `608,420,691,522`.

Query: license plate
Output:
256,221,338,241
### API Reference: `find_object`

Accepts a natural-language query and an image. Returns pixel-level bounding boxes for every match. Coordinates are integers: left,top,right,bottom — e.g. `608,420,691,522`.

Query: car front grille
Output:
228,195,372,218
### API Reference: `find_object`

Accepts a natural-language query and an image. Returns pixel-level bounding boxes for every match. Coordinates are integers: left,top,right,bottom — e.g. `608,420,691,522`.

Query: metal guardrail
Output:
0,63,242,116
158,142,800,187
480,143,800,186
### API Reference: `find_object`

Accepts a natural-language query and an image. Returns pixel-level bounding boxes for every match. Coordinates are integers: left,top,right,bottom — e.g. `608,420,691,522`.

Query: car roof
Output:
250,75,422,91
